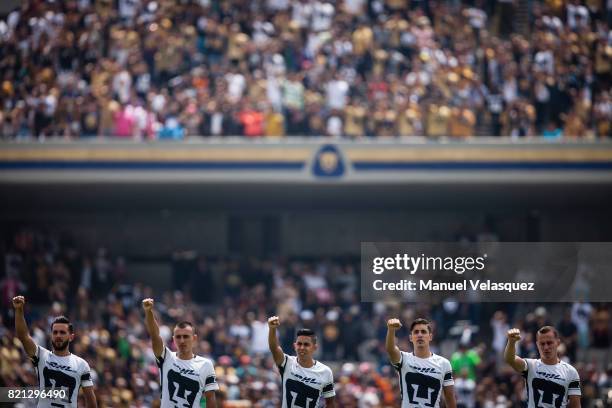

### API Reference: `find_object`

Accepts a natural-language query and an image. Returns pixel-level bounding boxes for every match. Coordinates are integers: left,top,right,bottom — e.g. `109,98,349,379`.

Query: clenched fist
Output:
268,316,280,328
507,328,522,342
387,318,402,329
12,296,25,310
142,298,154,312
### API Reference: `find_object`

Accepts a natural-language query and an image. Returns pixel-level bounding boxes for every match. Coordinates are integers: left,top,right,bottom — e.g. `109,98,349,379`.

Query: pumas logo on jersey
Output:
409,365,440,375
47,361,75,372
537,372,563,380
286,379,320,408
43,367,76,403
168,369,199,406
291,372,321,385
532,378,565,408
172,363,196,376
405,372,442,406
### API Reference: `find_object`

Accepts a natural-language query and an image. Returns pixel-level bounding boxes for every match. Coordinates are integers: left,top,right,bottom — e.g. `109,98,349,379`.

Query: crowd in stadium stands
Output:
1,227,612,407
0,0,610,139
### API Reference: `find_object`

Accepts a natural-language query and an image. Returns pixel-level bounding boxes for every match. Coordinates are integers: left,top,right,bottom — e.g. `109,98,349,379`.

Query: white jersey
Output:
393,351,454,408
522,358,581,408
278,354,335,408
31,345,94,408
156,346,219,408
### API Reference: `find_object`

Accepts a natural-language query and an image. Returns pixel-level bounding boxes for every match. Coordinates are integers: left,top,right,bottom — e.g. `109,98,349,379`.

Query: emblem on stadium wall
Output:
312,144,345,178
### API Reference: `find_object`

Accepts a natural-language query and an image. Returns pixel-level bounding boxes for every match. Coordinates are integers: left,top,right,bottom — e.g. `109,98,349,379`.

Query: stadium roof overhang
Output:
1,139,612,210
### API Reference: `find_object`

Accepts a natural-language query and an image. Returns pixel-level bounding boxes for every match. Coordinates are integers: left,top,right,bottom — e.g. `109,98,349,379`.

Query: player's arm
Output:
567,368,582,408
12,296,37,358
385,318,402,365
142,298,164,358
267,316,285,366
443,385,457,408
567,395,581,408
82,386,98,408
205,390,217,408
322,372,336,407
504,328,527,373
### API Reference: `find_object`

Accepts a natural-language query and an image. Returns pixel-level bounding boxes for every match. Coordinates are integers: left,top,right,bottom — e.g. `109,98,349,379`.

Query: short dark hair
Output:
537,326,559,339
174,321,195,333
410,318,432,333
296,328,317,344
51,316,74,333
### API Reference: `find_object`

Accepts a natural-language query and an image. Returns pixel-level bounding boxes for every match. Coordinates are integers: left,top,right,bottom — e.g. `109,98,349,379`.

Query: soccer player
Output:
142,298,218,408
12,295,97,408
504,326,581,408
386,317,457,408
268,316,336,408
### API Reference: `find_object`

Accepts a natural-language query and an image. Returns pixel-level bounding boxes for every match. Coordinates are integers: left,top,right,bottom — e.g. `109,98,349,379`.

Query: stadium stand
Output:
1,0,612,407
1,227,611,407
0,0,610,139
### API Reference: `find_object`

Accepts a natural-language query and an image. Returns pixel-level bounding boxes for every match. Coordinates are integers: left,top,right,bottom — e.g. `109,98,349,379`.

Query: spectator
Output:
572,301,593,348
451,343,482,381
455,368,476,408
0,0,609,139
591,305,611,349
558,309,579,362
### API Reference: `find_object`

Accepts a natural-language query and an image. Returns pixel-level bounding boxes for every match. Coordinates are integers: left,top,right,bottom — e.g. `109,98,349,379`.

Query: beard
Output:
52,339,69,352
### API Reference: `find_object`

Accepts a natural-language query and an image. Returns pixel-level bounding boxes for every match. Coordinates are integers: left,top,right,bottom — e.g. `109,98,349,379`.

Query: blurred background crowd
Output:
1,227,611,407
0,0,611,140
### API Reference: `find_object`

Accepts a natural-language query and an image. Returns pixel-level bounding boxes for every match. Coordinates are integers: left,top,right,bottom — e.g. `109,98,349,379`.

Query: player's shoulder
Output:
316,360,334,374
32,345,50,363
432,353,451,363
71,353,91,368
524,357,537,366
194,355,215,367
310,360,334,381
163,346,176,358
429,353,451,367
158,347,177,366
395,350,411,364
559,360,580,376
37,344,51,357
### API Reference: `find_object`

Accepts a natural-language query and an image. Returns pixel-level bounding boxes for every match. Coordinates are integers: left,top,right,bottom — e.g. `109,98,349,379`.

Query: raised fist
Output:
12,296,25,310
142,298,154,311
268,316,280,328
387,318,402,329
507,328,522,342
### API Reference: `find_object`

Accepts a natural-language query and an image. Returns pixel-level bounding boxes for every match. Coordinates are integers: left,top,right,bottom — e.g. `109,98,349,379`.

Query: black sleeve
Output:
156,347,167,368
30,345,40,366
392,353,403,372
278,354,288,376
